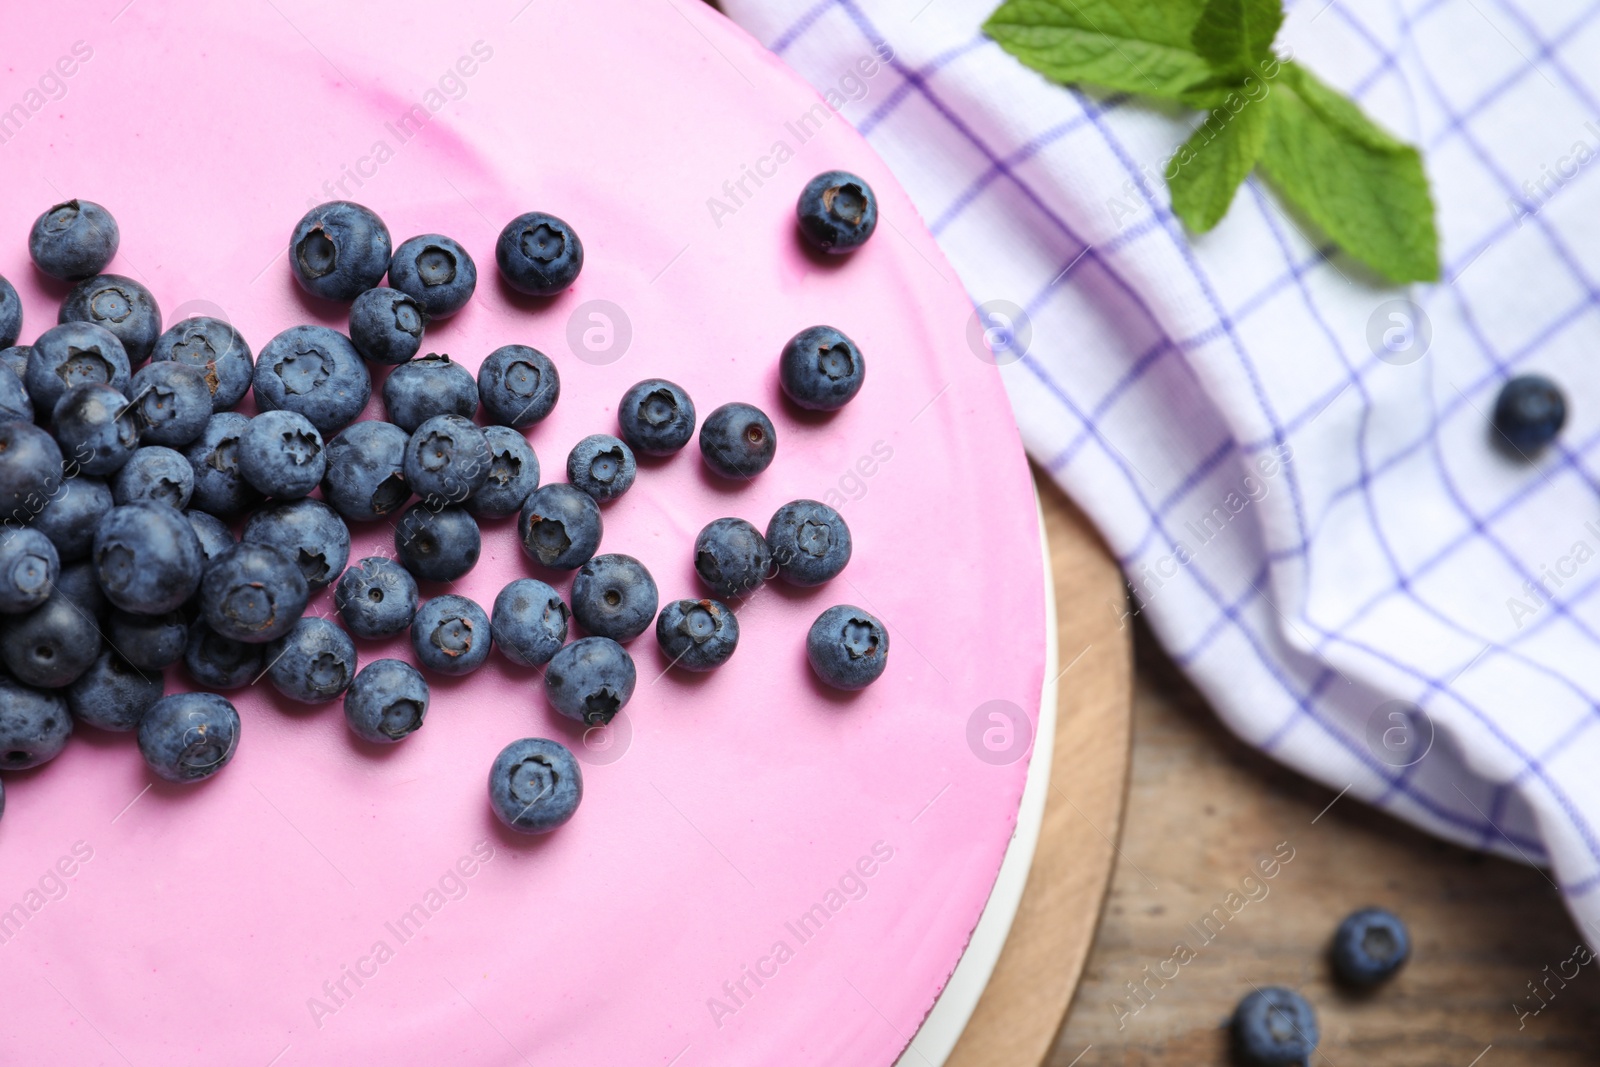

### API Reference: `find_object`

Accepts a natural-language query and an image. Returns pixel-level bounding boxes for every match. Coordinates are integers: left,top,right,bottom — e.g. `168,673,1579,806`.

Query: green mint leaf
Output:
1190,0,1282,75
1169,99,1269,231
985,0,1215,100
1256,63,1439,282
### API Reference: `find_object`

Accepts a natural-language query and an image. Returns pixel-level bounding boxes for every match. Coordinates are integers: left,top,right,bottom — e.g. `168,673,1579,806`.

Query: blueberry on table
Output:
617,378,696,457
198,541,310,644
0,421,63,522
410,594,492,676
344,658,429,744
239,409,326,500
29,199,120,281
1231,986,1319,1067
137,692,240,784
466,425,540,519
241,498,351,589
796,171,878,254
403,413,491,504
767,499,851,586
0,274,21,350
1330,907,1410,987
290,201,392,302
108,608,188,671
806,605,889,690
125,360,213,446
394,502,481,584
489,737,582,833
253,325,371,435
0,569,102,687
656,599,739,672
388,233,477,318
0,528,59,614
382,353,479,432
59,273,162,366
184,411,263,521
694,517,772,600
184,508,235,568
182,620,264,689
491,578,568,668
113,446,195,510
52,383,141,477
93,503,205,615
478,344,559,427
0,678,72,770
495,211,584,296
349,286,426,366
26,321,130,413
0,359,30,424
544,636,635,726
571,553,657,642
780,325,865,411
699,402,776,479
265,616,357,705
32,476,112,562
334,556,420,640
322,419,410,523
518,483,603,570
149,316,254,411
1493,374,1566,455
67,650,162,732
566,433,636,503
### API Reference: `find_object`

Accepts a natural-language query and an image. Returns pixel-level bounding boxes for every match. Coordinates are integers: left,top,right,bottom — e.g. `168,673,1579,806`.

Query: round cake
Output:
0,3,1047,1065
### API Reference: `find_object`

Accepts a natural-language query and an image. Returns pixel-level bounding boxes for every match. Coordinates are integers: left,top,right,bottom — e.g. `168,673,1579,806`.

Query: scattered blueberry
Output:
403,413,490,503
241,498,350,589
410,594,492,676
67,650,162,732
0,421,64,523
125,360,212,446
495,211,584,296
198,541,310,643
381,353,479,432
184,508,235,568
617,378,695,456
1331,907,1410,987
767,499,851,586
1231,987,1319,1067
290,201,392,302
0,577,102,687
571,554,658,642
59,273,162,366
0,529,58,614
780,325,865,411
108,608,188,671
52,383,141,477
265,616,358,705
1493,374,1566,455
693,517,772,600
0,678,72,769
566,434,636,503
93,503,204,614
490,578,569,668
113,445,195,509
149,316,254,411
699,402,776,479
478,344,559,427
334,556,419,640
344,658,429,744
31,476,112,562
253,324,371,435
518,483,603,570
656,598,739,672
137,691,240,784
321,419,411,522
349,286,426,366
796,170,878,253
388,233,477,318
466,425,540,518
182,620,264,689
26,321,130,413
239,409,326,499
393,502,482,583
29,199,120,280
806,605,889,690
183,411,262,520
488,737,582,833
545,636,635,726
0,274,20,350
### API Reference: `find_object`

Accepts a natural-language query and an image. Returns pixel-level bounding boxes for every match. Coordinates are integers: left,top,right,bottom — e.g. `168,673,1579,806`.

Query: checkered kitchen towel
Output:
721,0,1600,946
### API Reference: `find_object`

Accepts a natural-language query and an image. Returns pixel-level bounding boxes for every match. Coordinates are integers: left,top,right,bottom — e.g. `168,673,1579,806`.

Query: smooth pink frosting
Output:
0,2,1044,1064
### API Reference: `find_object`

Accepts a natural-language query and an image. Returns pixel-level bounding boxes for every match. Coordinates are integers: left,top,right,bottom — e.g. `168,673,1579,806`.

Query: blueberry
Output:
67,651,162,732
333,556,419,639
656,598,739,671
28,199,120,280
137,691,239,784
254,325,371,435
699,402,776,479
394,502,481,583
265,616,358,705
125,360,212,446
1231,987,1318,1066
321,419,411,522
388,234,477,318
0,346,30,385
571,554,657,642
694,517,772,599
344,658,429,744
242,498,351,589
52,383,141,477
495,212,584,296
806,605,889,690
149,316,253,411
239,410,326,499
518,483,602,570
349,286,426,365
477,344,560,427
1331,907,1410,987
54,561,107,617
490,579,568,667
26,322,130,413
779,325,865,411
0,678,72,769
381,353,479,432
796,170,878,253
0,578,102,687
1493,374,1565,455
59,274,162,366
94,503,204,614
290,201,392,302
32,476,112,562
566,434,636,503
184,507,235,568
466,425,539,518
182,620,264,689
0,421,64,524
184,411,263,520
108,608,188,671
545,636,635,726
0,528,58,614
199,541,310,643
488,737,582,833
0,275,21,352
113,446,194,509
410,594,492,676
766,499,851,586
617,378,695,456
0,362,29,425
403,414,490,503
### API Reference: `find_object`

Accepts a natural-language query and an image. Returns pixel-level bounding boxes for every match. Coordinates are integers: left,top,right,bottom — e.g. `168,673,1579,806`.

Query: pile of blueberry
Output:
0,168,885,834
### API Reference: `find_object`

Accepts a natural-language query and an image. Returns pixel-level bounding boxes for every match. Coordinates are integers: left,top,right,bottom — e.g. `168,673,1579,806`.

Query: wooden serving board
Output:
947,470,1134,1066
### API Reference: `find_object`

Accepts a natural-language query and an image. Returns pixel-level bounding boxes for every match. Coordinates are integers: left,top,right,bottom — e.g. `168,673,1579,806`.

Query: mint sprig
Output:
985,0,1439,283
